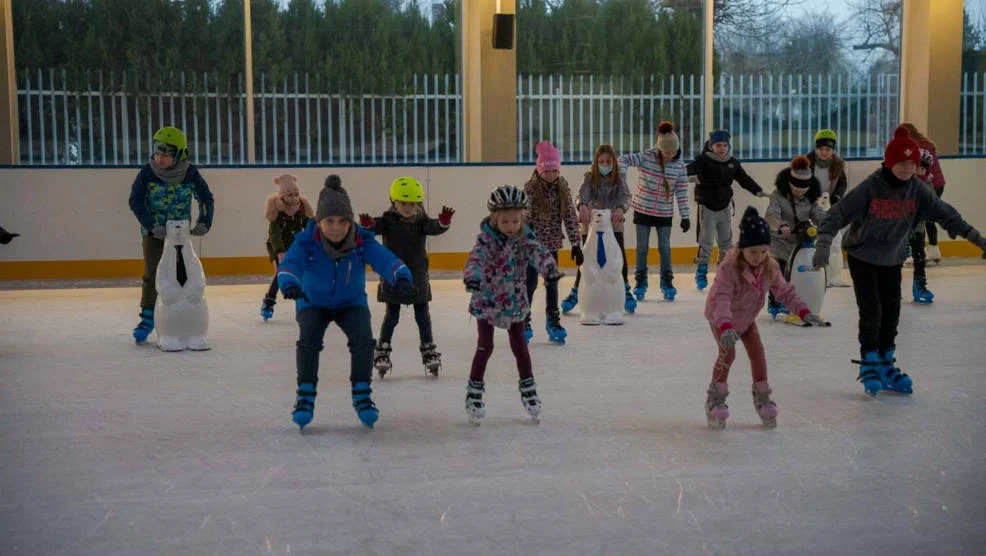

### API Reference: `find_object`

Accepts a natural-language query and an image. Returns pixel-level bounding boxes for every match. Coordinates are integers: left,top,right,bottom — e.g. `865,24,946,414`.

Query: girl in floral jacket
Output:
462,185,561,425
703,207,824,430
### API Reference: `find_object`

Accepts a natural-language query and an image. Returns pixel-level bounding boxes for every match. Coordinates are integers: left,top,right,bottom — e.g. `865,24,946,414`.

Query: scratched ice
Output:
1,263,984,554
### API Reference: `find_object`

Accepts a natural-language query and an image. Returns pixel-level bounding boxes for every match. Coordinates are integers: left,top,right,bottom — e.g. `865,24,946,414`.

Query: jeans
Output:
295,305,375,384
636,224,673,281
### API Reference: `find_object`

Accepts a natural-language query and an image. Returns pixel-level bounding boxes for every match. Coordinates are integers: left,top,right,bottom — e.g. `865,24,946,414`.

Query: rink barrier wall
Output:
1,158,984,280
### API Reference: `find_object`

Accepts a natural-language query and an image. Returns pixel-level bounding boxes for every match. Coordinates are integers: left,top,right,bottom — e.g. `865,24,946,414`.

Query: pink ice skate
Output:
752,381,778,428
705,382,729,429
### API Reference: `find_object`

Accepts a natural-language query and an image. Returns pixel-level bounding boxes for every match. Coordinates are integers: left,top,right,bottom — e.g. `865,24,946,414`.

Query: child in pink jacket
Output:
703,207,825,429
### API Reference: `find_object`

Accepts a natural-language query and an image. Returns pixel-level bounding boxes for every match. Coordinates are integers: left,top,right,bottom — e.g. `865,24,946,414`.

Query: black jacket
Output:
365,209,449,304
686,142,763,211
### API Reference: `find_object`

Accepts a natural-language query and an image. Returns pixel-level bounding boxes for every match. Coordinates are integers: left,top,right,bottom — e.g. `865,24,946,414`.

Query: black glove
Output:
571,245,584,267
0,227,19,245
282,284,308,302
464,278,481,293
680,218,691,233
190,223,209,236
394,277,417,301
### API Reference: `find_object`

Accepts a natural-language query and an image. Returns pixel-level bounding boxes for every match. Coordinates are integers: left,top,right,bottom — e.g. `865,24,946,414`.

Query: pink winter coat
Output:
704,250,810,334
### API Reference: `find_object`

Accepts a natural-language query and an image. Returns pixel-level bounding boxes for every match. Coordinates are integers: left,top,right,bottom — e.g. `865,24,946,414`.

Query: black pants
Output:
909,230,927,280
264,274,279,305
572,232,629,288
848,255,902,355
379,302,434,345
140,235,165,310
295,305,374,385
925,188,943,245
526,251,560,325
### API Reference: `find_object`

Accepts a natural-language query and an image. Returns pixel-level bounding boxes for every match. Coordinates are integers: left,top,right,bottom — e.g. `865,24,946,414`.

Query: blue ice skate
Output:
767,300,789,319
292,382,316,430
660,277,677,301
132,308,154,344
352,381,379,428
878,349,913,395
524,322,534,344
852,351,884,397
633,272,648,301
624,283,637,313
695,263,709,291
260,300,275,322
912,277,934,304
561,286,579,314
545,321,567,344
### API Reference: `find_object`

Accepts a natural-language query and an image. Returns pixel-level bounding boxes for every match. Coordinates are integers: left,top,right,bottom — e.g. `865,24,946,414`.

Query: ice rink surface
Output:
1,263,985,555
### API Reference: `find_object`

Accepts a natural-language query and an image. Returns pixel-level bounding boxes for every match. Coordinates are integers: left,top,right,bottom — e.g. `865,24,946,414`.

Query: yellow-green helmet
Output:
814,129,837,148
152,126,188,160
389,176,424,203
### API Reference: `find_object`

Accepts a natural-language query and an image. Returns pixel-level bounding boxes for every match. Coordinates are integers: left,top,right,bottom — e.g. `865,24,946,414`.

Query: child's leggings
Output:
379,302,434,345
469,320,533,382
710,323,767,383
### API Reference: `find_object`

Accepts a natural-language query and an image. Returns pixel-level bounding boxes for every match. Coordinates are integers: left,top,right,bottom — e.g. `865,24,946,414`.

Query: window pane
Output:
712,0,902,160
961,0,986,154
516,0,704,162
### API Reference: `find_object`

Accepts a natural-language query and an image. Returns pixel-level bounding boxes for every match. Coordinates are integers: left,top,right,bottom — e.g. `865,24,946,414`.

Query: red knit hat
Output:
883,126,921,169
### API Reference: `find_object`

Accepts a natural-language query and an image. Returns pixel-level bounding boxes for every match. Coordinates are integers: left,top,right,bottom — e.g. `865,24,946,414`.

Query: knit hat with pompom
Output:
788,155,813,189
654,121,680,153
883,126,921,169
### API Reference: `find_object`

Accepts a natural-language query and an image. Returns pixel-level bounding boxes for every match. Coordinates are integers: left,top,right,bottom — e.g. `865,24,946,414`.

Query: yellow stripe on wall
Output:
1,242,980,280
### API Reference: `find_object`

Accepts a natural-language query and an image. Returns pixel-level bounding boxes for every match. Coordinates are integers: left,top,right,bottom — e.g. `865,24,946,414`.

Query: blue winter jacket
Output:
277,221,411,310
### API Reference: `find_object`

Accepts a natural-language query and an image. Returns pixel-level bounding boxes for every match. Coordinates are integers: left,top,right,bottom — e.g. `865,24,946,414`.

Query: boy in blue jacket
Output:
278,175,415,431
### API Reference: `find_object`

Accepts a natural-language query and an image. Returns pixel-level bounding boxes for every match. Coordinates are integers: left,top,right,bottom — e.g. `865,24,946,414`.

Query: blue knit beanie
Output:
709,129,731,145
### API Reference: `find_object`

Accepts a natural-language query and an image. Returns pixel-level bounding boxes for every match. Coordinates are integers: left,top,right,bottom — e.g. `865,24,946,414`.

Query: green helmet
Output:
389,176,425,203
814,129,837,145
152,126,188,160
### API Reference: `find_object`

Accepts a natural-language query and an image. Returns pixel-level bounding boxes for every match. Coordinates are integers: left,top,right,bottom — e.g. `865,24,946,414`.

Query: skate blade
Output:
706,417,727,429
426,366,440,377
468,416,482,426
760,417,777,428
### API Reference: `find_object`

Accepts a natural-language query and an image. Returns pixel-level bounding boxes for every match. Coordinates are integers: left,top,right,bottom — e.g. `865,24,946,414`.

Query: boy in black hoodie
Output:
813,127,986,398
686,130,767,291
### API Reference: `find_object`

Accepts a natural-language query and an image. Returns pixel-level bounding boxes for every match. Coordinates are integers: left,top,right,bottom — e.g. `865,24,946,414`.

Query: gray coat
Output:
576,172,631,233
765,190,828,262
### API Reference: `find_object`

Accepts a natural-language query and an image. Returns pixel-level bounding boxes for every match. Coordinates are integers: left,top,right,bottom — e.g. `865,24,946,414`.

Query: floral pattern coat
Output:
463,218,559,329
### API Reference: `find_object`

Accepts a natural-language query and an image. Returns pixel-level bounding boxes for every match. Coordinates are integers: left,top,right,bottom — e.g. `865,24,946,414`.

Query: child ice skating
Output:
463,185,562,424
901,122,947,265
524,141,582,344
812,127,986,397
908,150,937,304
277,175,416,430
765,156,827,321
359,176,454,377
686,129,767,291
807,129,850,287
562,143,634,315
619,121,690,301
128,126,214,344
704,207,825,428
262,174,314,321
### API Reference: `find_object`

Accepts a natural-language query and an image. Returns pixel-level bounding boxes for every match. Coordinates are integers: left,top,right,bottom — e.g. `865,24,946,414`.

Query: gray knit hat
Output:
316,174,354,222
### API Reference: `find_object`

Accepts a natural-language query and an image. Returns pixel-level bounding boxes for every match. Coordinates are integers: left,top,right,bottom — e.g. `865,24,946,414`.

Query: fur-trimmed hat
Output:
265,174,314,221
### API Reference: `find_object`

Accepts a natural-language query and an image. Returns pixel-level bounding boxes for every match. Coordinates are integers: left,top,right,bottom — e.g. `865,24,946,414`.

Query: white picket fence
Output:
14,70,986,165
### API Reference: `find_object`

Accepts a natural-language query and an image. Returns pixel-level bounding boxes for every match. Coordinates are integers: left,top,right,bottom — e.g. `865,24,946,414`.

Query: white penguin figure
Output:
580,209,625,325
788,223,826,317
155,219,210,351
